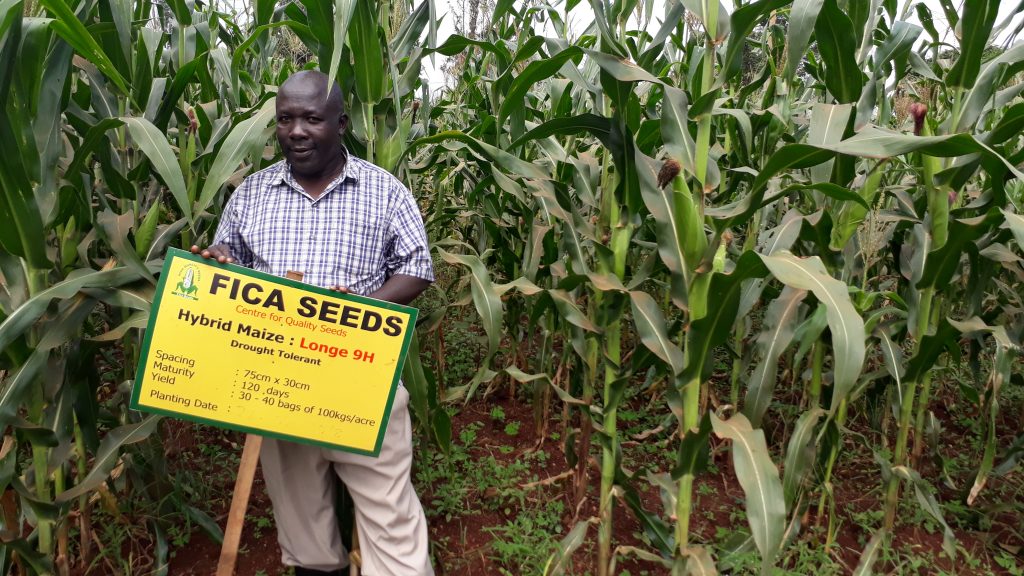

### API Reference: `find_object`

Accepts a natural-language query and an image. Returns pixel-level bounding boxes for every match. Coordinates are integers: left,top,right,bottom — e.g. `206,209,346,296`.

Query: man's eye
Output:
308,117,321,123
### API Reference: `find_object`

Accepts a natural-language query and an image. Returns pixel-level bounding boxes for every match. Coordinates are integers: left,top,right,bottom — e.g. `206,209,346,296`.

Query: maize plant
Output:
0,0,443,573
0,0,1023,574
418,0,1024,574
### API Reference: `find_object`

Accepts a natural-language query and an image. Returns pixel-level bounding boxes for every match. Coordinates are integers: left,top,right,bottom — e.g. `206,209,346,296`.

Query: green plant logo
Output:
171,265,201,301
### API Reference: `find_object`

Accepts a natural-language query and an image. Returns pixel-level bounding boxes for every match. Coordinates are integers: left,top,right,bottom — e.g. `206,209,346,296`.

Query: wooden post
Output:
350,528,361,576
215,433,262,576
215,270,304,576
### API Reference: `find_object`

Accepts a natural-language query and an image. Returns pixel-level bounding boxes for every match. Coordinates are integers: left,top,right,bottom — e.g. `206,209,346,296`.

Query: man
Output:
191,70,434,576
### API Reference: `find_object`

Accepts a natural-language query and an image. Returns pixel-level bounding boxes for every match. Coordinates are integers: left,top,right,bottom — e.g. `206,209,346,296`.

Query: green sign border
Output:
129,247,419,457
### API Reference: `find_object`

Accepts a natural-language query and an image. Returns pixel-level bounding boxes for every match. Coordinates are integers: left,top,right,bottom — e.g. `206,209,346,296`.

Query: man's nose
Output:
290,120,309,138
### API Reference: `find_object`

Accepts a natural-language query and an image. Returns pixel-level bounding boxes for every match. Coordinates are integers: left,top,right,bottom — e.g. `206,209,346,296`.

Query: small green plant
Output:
504,421,520,436
995,552,1024,576
486,499,566,574
491,406,506,421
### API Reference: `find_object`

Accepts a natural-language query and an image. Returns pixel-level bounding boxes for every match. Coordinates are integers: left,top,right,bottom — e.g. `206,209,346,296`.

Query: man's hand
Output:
329,285,351,294
367,275,431,306
190,244,235,264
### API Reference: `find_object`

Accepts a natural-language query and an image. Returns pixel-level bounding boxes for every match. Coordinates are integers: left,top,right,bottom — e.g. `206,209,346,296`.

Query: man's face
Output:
275,78,348,180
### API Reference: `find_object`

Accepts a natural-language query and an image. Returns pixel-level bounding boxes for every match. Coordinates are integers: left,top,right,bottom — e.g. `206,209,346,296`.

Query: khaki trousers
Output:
259,386,434,575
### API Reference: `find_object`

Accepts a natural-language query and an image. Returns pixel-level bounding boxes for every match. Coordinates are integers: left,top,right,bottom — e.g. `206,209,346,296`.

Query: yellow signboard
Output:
131,248,417,456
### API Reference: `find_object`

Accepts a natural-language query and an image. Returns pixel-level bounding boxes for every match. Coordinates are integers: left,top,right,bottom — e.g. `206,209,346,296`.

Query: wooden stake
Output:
215,433,262,576
349,528,361,576
216,270,304,576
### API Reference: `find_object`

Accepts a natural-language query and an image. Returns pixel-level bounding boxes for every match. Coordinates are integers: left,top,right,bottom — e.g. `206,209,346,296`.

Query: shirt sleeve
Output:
212,183,255,268
384,184,434,282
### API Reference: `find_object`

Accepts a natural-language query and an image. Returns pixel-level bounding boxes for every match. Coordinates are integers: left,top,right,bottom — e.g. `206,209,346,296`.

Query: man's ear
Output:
338,113,349,136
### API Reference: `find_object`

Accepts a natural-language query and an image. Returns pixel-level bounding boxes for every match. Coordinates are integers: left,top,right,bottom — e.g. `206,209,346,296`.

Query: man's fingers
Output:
193,244,234,263
330,285,351,293
213,251,233,263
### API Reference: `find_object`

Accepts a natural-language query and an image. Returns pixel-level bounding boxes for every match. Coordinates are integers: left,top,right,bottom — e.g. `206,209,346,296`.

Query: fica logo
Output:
171,265,201,300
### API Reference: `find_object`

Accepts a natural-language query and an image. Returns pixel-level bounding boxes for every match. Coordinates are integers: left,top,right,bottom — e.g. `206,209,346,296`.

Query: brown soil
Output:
67,383,1022,575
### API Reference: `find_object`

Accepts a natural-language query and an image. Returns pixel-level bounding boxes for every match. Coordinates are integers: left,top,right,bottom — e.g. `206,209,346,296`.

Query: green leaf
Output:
1,296,95,425
683,545,718,575
231,21,307,100
760,252,866,412
904,318,960,384
406,130,549,180
908,51,940,81
680,0,730,41
637,153,687,309
544,520,591,576
56,416,162,502
1002,208,1024,247
785,0,824,81
135,201,161,261
39,0,130,95
710,412,786,572
0,113,48,270
65,117,127,177
782,408,825,509
549,289,600,333
875,326,906,408
89,311,148,342
428,34,510,61
0,347,48,426
350,0,386,105
196,97,277,216
437,248,504,365
186,505,224,544
163,0,192,25
672,412,713,479
155,52,209,131
121,117,192,224
723,0,789,83
917,213,999,290
96,209,155,285
945,0,1000,89
629,290,684,374
390,0,429,59
761,182,870,210
0,535,54,574
498,47,582,126
823,126,1024,180
963,332,1013,506
682,252,769,385
298,0,332,48
586,50,661,84
707,144,834,227
988,102,1024,145
915,3,939,41
743,287,807,427
662,86,720,189
510,114,613,150
150,520,170,576
255,0,276,26
813,0,864,103
890,466,957,557
957,42,1024,132
806,101,847,183
852,528,887,576
872,21,921,71
0,266,154,354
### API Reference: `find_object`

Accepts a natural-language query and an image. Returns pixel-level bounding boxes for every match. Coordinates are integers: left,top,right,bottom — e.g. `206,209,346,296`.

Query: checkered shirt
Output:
212,152,434,295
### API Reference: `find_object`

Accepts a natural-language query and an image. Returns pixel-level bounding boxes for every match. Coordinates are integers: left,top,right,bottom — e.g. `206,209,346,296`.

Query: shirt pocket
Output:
246,197,306,275
332,209,387,285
